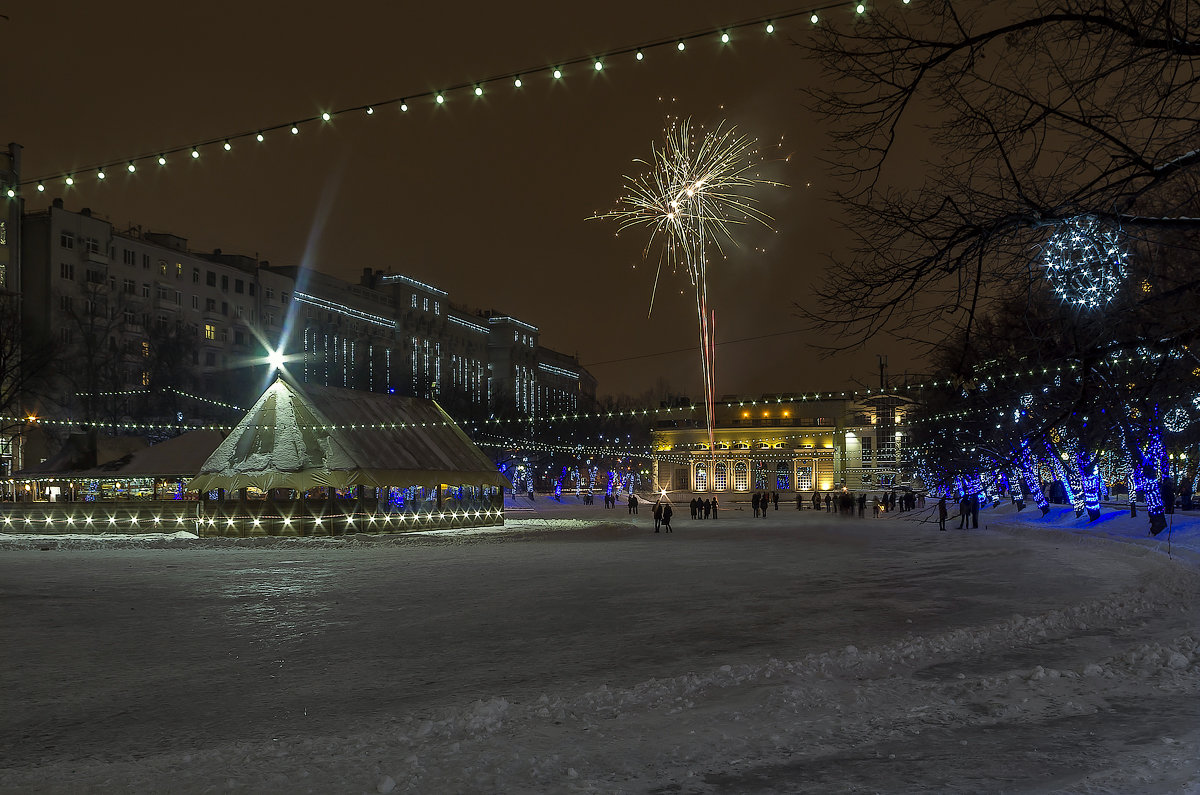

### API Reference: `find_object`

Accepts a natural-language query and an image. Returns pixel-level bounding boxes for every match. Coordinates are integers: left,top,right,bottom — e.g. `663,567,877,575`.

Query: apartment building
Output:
19,201,594,433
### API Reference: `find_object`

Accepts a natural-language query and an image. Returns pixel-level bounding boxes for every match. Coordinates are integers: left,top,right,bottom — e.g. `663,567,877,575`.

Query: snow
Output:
1,498,1198,793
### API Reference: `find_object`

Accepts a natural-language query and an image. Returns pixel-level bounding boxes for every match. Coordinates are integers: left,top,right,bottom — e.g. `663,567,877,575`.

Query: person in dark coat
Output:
690,497,698,520
663,503,673,533
712,496,719,518
703,498,712,519
825,493,832,512
796,492,803,510
958,495,970,529
812,492,820,511
652,502,662,532
938,497,948,531
772,491,779,510
752,492,761,517
857,492,866,517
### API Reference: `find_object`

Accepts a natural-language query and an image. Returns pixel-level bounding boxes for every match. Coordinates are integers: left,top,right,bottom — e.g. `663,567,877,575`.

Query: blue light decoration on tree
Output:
1044,438,1083,516
555,466,566,500
606,471,617,495
1078,452,1102,521
1019,440,1051,515
1040,215,1128,309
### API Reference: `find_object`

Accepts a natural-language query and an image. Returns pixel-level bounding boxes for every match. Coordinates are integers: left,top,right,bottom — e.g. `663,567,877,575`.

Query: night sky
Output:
6,1,924,399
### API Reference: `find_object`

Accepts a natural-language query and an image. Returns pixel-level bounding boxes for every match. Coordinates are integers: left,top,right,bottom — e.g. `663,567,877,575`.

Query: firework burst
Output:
600,118,781,453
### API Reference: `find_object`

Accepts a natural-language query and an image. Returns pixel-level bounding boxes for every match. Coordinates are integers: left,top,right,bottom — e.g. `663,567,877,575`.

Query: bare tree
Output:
804,0,1200,358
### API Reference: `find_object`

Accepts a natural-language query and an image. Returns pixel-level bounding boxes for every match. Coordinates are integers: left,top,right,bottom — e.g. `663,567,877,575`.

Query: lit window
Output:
204,323,215,340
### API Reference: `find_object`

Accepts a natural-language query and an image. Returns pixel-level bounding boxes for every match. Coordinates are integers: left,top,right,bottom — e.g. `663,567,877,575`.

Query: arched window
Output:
694,461,708,492
752,460,768,490
733,461,749,491
795,461,814,491
713,461,728,491
776,460,790,490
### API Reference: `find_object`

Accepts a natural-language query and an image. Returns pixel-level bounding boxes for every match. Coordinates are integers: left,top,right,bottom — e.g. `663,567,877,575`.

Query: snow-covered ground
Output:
1,497,1198,793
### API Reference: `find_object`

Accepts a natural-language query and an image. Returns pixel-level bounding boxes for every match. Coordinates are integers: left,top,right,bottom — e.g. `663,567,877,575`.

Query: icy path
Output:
1,508,1198,793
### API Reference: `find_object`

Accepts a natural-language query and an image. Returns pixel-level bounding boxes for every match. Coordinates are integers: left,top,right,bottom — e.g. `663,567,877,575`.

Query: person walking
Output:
825,493,832,512
653,501,663,532
970,494,980,529
703,498,711,519
712,496,719,518
958,494,970,529
663,503,673,533
857,492,866,517
690,497,698,520
796,492,803,510
752,491,761,518
872,496,881,517
772,491,779,511
938,497,948,531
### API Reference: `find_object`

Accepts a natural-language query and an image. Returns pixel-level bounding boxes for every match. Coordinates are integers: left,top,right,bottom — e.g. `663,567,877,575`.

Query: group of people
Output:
689,497,719,519
751,491,778,517
652,501,673,532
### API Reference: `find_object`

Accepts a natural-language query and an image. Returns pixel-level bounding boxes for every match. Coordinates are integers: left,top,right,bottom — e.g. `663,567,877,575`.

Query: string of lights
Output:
8,1,909,195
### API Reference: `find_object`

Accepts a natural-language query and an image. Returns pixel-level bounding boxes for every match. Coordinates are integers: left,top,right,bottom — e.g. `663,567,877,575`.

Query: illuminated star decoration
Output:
601,118,780,451
1040,215,1128,309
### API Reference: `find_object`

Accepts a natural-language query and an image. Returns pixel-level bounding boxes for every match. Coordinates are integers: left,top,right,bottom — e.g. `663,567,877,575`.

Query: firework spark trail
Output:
599,119,781,456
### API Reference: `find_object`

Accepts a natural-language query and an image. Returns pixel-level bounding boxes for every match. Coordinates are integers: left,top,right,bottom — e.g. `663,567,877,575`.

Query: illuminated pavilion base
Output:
0,501,505,537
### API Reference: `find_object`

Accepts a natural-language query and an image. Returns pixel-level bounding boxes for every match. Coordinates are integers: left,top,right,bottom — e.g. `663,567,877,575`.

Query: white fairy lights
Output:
11,3,917,194
1040,215,1128,309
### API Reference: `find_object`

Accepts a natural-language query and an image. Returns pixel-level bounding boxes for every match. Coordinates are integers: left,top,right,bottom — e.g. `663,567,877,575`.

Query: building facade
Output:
651,392,916,495
18,200,595,437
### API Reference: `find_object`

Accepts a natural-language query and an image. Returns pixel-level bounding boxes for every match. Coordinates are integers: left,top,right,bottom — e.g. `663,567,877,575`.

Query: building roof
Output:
187,378,509,492
15,430,225,480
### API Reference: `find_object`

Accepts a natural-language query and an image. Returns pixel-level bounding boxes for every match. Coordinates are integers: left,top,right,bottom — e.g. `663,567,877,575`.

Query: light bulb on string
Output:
474,85,483,96
365,106,374,115
636,50,644,60
677,40,686,51
552,67,562,79
594,60,603,70
96,169,105,180
321,112,331,121
856,3,866,13
435,93,445,104
65,176,74,186
811,13,819,23
256,132,264,142
400,100,408,111
223,140,231,151
191,148,200,158
290,125,299,134
158,155,166,165
513,76,522,88
720,31,730,43
766,21,775,33
4,188,13,198
36,183,45,192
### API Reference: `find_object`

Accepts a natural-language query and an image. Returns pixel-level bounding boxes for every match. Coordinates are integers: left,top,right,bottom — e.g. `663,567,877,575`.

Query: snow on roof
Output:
187,378,509,492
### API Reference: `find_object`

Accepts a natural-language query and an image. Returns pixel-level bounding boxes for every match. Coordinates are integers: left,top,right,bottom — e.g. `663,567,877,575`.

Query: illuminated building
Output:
18,201,594,432
651,392,915,494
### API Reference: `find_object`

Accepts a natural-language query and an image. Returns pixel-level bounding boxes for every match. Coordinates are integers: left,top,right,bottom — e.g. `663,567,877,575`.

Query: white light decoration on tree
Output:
1164,407,1190,433
1040,215,1128,309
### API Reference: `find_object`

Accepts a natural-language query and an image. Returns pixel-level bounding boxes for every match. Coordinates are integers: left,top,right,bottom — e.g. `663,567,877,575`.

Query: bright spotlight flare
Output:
598,118,781,452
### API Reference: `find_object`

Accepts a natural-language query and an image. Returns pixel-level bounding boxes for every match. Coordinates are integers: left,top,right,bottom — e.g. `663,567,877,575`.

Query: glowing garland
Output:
8,1,893,194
